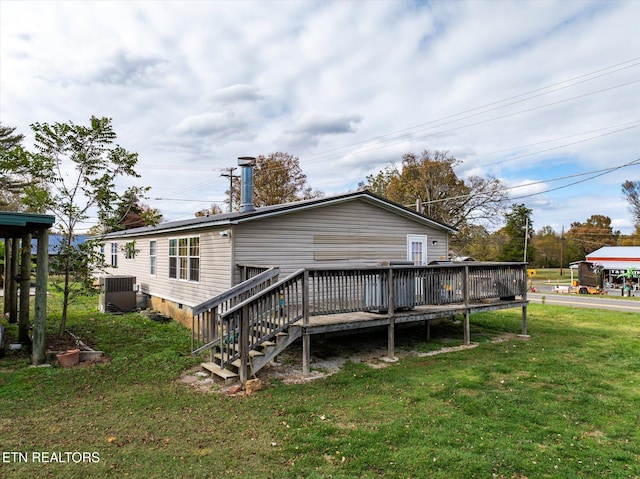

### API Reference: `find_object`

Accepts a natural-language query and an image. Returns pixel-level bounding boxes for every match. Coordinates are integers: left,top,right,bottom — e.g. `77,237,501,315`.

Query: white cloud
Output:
1,0,638,234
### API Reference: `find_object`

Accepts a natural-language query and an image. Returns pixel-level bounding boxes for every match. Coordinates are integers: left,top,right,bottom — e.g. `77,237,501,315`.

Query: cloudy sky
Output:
1,0,639,234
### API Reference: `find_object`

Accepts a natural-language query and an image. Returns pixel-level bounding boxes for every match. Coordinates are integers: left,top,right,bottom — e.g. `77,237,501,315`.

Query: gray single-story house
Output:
99,188,456,327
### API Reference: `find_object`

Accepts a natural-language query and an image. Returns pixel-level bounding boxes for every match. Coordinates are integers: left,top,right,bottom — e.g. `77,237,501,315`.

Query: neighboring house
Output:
585,246,640,287
99,189,456,327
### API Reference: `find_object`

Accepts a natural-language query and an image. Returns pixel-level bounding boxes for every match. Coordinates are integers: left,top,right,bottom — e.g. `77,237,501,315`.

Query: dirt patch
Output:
182,330,531,394
46,333,85,352
46,331,109,366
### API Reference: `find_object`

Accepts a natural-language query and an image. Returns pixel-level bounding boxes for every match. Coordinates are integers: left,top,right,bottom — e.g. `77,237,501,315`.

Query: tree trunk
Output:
59,237,73,335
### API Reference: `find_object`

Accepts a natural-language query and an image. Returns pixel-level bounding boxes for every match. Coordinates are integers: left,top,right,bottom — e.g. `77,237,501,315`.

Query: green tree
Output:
104,187,162,232
230,152,323,209
566,215,618,256
0,123,30,210
450,224,494,260
359,150,508,231
531,226,561,268
499,204,534,262
17,116,143,333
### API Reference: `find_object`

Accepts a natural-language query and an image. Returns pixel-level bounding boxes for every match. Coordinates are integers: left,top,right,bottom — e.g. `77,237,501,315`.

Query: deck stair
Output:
201,324,302,382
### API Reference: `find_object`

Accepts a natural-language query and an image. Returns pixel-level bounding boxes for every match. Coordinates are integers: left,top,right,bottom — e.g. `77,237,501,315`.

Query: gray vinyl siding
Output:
233,200,449,279
100,197,452,306
102,228,232,306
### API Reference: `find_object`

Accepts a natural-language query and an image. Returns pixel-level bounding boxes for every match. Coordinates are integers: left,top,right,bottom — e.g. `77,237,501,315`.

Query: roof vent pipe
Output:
238,156,256,213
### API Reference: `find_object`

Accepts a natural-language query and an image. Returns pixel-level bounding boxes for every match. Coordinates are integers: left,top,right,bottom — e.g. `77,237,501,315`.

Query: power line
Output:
509,158,640,200
137,58,640,176
300,57,640,164
144,58,639,208
153,197,227,202
456,121,640,173
421,158,640,205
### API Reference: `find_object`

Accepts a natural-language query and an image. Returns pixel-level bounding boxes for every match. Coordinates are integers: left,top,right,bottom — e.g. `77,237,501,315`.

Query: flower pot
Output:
56,348,80,367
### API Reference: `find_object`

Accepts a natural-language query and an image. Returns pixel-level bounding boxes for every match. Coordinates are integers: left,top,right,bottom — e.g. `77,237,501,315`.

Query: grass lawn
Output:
1,290,639,478
530,268,571,283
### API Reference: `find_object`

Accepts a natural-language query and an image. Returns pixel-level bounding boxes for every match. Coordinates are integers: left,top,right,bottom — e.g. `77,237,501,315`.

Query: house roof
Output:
100,190,457,239
30,234,89,255
585,246,640,270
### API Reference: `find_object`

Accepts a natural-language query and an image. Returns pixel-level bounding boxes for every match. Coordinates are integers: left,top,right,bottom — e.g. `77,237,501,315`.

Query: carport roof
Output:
0,211,55,237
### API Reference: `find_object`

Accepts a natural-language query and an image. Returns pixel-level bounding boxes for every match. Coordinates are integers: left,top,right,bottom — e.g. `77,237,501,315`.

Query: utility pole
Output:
560,226,565,277
220,167,240,212
524,217,529,263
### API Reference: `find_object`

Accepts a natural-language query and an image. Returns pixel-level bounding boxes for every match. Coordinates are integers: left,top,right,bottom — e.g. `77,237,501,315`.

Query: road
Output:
527,292,640,313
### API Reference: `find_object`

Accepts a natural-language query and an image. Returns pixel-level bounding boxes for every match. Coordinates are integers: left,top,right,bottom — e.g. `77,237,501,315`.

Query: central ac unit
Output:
98,275,137,313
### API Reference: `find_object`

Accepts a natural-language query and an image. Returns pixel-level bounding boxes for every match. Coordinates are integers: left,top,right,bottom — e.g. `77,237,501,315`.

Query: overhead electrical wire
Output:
146,58,639,206
420,158,640,206
299,57,640,164
509,158,640,201
141,57,639,174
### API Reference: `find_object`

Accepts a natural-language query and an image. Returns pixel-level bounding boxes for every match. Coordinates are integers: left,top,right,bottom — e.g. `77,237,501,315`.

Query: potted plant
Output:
56,348,80,367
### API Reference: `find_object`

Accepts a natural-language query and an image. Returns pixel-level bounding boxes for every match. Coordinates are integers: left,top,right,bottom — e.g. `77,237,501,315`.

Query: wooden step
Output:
213,349,264,362
201,362,238,383
251,325,282,336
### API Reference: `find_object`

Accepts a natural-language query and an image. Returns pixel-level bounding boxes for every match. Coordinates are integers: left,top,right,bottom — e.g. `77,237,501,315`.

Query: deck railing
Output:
305,262,527,314
191,267,280,355
192,262,527,381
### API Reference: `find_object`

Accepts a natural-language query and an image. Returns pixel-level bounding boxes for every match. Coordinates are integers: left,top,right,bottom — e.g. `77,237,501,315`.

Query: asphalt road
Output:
527,292,640,313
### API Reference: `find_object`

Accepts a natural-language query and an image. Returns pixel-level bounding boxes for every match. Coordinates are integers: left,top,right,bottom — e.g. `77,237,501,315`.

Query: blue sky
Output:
1,0,638,234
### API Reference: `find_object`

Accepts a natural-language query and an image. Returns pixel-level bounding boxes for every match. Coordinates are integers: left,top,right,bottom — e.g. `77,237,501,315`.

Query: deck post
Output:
3,237,10,315
521,264,529,337
9,238,19,323
387,268,395,358
463,311,471,345
302,269,311,376
463,266,470,345
19,233,32,343
239,305,249,383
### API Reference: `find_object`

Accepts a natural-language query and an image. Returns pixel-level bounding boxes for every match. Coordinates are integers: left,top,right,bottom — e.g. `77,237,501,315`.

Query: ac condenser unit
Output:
98,275,137,313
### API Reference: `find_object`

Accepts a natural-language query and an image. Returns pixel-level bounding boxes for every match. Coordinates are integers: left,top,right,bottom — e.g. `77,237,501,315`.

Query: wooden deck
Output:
192,263,530,382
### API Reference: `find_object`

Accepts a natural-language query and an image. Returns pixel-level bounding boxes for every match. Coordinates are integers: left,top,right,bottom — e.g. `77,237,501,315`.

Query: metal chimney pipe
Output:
238,156,256,213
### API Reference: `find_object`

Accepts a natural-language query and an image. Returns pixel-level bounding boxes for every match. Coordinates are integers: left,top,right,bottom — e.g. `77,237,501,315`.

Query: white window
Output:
149,240,157,275
169,236,199,282
407,235,427,265
110,242,118,267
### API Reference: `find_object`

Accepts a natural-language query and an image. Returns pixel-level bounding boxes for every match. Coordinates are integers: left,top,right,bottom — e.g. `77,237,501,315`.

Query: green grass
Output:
530,267,571,282
1,291,639,478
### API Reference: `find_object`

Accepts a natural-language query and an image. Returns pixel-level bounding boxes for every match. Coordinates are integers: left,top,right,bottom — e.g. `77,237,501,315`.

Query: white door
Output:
407,235,427,265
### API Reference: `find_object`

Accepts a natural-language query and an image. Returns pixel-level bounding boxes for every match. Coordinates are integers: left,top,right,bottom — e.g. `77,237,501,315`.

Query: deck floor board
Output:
298,299,528,335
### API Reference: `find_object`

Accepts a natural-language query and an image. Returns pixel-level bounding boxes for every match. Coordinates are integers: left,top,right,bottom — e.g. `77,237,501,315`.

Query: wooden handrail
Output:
192,267,280,316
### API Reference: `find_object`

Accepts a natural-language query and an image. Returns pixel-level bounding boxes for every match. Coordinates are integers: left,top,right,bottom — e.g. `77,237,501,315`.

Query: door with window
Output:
407,235,427,265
